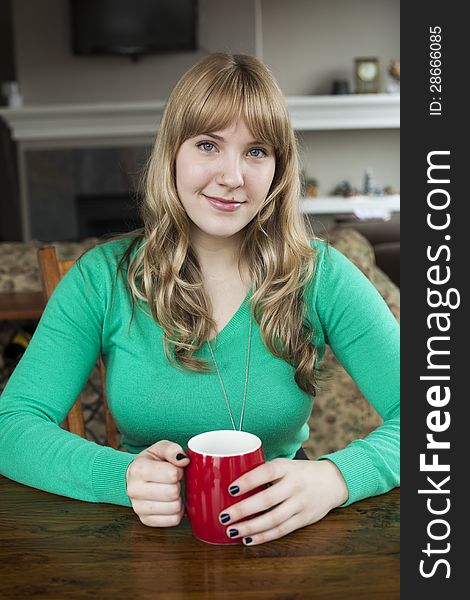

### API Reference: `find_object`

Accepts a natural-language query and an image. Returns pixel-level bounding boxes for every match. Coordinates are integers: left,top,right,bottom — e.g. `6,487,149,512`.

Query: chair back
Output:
37,246,119,449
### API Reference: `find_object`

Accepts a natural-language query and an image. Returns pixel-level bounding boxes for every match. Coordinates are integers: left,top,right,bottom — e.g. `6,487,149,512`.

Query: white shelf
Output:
288,94,399,130
0,94,399,145
301,195,400,215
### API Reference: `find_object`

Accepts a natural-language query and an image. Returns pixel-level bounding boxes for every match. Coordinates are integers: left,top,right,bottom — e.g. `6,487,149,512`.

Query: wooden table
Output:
0,476,399,599
0,291,45,320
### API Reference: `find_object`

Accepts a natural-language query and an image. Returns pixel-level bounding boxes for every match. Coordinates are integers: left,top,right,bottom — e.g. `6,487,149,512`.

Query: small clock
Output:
355,58,381,93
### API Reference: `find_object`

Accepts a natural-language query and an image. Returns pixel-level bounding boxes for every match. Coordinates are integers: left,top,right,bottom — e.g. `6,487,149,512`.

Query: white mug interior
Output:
187,430,262,457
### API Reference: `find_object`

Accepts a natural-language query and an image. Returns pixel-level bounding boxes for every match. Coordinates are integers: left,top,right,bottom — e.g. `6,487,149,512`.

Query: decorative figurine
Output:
385,59,400,94
362,168,383,196
301,171,320,197
332,180,357,198
331,79,350,95
304,178,320,197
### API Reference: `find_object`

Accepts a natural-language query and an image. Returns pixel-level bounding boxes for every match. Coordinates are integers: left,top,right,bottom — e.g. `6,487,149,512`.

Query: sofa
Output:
304,225,400,457
0,225,400,456
332,215,400,287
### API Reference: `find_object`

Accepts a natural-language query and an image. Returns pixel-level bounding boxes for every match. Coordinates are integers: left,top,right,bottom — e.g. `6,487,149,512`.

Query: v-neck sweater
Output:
0,237,399,507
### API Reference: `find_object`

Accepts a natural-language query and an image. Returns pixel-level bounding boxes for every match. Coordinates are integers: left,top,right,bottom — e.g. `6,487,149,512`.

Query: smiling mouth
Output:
203,194,245,204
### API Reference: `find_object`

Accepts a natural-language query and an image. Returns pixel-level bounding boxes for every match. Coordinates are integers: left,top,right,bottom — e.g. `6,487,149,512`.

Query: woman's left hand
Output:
219,458,349,545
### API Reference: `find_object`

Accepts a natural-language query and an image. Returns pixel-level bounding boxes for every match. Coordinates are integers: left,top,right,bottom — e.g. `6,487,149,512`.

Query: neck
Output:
190,228,249,286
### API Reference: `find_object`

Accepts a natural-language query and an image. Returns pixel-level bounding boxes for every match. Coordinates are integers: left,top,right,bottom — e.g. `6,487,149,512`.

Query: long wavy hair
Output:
89,53,320,396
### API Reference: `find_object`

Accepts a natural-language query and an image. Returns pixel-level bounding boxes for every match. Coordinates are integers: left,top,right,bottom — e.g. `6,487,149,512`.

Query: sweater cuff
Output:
316,441,379,507
92,446,136,506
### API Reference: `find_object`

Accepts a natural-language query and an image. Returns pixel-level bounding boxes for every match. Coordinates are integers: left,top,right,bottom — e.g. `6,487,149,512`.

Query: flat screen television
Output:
70,0,198,61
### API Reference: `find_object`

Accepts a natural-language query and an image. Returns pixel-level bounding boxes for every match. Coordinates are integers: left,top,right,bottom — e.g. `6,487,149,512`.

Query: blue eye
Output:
248,148,267,158
198,142,215,152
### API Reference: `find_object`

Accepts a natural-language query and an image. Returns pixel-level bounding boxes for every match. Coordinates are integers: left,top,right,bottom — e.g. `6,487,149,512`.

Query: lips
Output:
204,195,244,204
203,194,245,212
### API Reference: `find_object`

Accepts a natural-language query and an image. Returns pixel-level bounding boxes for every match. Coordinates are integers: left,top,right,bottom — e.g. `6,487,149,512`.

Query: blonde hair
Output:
91,54,320,396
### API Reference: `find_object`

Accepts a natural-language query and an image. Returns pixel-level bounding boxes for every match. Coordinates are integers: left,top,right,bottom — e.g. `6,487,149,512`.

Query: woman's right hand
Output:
125,440,190,527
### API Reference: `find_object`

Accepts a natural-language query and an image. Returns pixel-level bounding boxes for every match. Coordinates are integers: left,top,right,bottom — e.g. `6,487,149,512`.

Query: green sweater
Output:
0,237,399,507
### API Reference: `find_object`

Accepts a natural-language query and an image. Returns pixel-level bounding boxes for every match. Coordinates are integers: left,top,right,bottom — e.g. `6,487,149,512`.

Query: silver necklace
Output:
206,314,253,431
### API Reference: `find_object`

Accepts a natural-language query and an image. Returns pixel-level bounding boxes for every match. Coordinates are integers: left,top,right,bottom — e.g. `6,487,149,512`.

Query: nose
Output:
215,154,244,189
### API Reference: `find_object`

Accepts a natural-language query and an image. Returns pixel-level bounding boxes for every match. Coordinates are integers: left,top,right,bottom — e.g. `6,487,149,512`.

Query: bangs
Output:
178,70,289,157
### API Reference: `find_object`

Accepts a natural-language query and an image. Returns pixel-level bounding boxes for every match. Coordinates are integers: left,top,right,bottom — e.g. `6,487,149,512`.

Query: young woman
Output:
0,53,399,546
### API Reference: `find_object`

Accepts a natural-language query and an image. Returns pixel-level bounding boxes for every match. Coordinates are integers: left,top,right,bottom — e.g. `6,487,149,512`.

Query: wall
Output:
8,0,399,237
12,0,398,103
261,0,399,194
11,0,256,105
262,0,399,95
299,129,399,197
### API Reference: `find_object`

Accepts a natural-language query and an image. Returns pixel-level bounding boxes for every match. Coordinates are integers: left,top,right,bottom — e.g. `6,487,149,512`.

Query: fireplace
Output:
24,145,149,242
75,193,143,238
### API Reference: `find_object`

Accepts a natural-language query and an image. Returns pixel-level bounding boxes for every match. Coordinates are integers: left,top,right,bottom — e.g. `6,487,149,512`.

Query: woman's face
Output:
175,118,276,242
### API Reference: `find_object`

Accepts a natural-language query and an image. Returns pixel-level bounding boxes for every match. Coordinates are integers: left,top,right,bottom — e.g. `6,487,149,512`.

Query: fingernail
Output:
229,528,239,538
220,513,231,524
244,537,253,544
176,453,188,461
229,485,240,495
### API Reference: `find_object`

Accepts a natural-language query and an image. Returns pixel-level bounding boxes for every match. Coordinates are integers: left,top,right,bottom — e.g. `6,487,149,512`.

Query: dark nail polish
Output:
229,485,240,495
244,537,253,544
229,528,239,538
176,453,188,461
220,513,231,524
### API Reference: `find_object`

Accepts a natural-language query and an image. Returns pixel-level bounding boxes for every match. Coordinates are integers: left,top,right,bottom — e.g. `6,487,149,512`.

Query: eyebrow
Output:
198,132,269,146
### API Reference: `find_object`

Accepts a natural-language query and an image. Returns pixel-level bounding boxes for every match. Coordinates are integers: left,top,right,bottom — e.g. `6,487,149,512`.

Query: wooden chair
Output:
37,246,119,449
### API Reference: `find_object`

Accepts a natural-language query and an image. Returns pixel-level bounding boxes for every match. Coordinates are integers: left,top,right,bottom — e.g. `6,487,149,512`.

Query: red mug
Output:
184,430,265,544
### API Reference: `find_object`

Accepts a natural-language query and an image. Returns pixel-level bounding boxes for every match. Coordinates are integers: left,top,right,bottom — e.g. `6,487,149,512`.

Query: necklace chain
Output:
206,315,253,431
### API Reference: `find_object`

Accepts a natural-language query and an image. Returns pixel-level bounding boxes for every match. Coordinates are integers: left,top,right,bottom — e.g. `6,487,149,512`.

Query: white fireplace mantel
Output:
0,94,399,147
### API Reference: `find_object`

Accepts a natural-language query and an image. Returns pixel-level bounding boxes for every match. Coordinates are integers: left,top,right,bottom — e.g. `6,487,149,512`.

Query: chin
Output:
196,221,245,239
206,228,243,239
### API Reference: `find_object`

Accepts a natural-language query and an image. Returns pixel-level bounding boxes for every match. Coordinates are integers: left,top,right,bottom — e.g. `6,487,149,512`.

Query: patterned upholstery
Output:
0,238,98,293
305,228,400,458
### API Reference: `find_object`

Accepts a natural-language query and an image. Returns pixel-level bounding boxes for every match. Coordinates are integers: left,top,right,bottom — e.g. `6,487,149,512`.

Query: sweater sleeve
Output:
313,244,400,506
0,246,134,506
